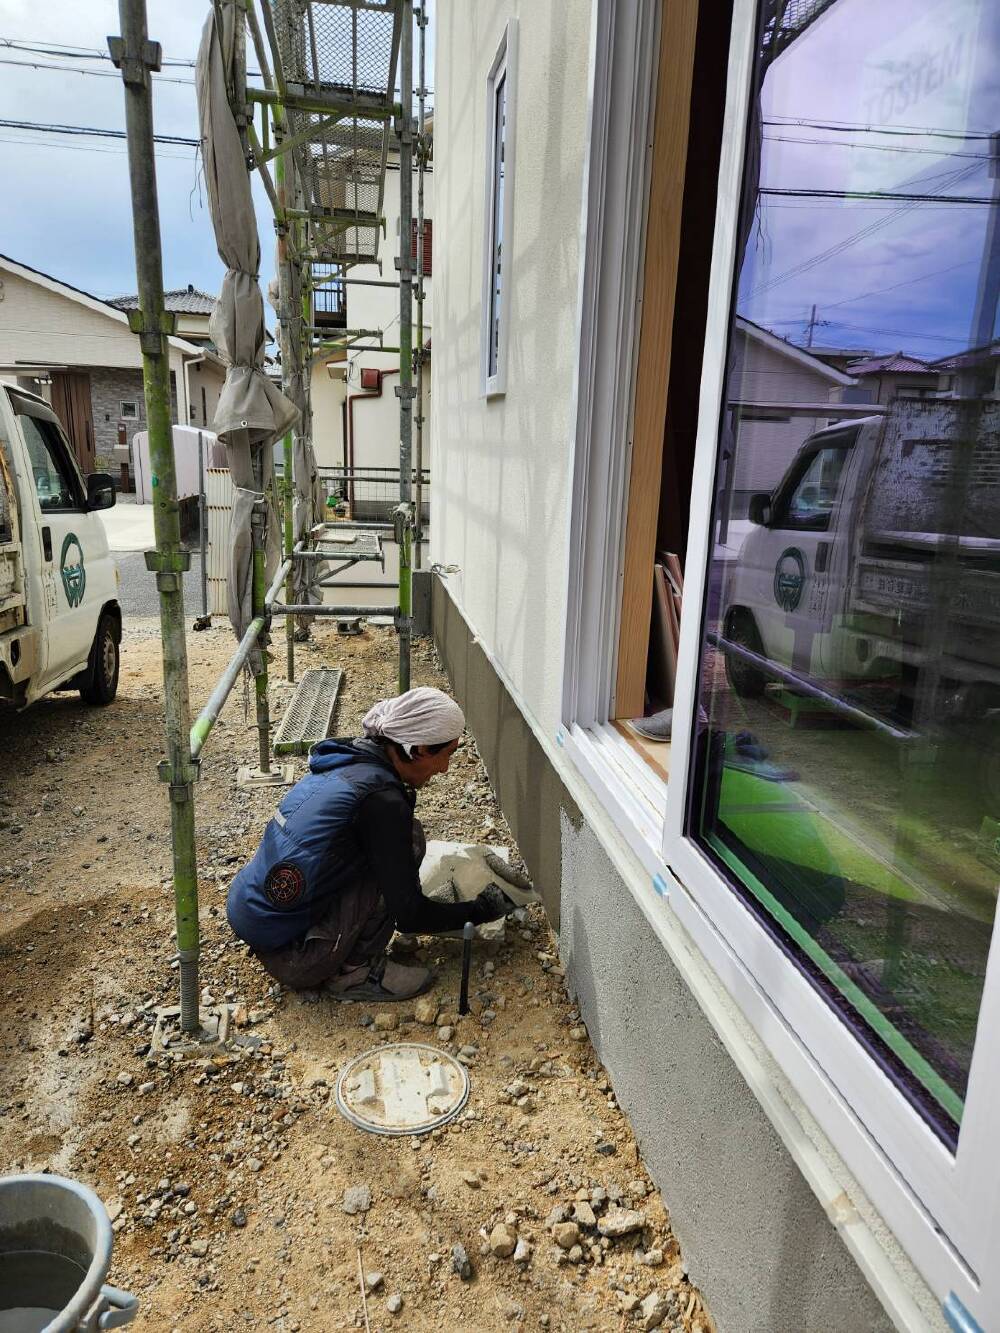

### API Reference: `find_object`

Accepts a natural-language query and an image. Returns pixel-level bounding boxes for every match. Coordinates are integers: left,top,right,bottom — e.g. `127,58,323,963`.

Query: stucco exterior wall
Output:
429,0,593,737
185,357,225,431
311,365,347,472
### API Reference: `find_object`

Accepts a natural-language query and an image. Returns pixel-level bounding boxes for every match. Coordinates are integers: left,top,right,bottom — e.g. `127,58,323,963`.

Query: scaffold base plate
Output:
237,762,296,788
151,1004,233,1057
273,667,344,755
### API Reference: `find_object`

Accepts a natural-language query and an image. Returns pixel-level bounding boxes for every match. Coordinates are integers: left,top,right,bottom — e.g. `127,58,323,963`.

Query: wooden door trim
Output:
614,0,700,719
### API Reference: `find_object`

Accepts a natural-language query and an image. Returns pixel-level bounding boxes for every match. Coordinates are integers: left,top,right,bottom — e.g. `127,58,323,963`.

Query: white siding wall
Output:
0,267,143,370
430,0,593,735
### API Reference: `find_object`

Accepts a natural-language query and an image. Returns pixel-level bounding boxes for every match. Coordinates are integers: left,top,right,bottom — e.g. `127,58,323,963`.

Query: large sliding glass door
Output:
661,0,1000,1315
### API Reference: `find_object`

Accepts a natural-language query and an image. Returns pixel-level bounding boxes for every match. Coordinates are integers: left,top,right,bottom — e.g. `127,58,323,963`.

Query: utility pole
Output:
110,0,201,1033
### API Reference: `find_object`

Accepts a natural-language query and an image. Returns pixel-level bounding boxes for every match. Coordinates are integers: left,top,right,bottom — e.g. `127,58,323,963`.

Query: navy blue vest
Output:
226,738,408,951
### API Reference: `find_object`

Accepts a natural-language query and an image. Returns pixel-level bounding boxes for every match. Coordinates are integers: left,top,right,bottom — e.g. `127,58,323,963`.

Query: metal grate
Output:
271,0,402,265
314,528,383,560
274,666,344,755
759,0,838,63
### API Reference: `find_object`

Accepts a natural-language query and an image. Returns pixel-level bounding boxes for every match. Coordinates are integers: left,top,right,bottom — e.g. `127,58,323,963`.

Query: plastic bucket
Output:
0,1175,137,1332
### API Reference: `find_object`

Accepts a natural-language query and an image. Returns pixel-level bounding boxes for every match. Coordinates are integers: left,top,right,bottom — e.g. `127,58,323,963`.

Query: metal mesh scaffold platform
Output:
314,528,383,560
759,0,837,62
272,0,402,266
274,666,344,755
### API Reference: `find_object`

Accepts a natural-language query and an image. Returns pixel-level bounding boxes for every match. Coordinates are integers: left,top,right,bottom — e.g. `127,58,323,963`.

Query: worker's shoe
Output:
325,956,433,1003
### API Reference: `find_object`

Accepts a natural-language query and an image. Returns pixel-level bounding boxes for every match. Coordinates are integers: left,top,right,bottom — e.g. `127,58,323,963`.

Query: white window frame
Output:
562,0,1000,1325
480,21,517,399
119,400,139,420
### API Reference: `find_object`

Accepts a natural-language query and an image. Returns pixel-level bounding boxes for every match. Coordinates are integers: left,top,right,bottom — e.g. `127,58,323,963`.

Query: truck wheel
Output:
725,612,768,699
80,612,120,705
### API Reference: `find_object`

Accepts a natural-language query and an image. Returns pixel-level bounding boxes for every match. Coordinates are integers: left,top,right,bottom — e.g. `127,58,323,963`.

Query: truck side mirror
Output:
86,472,117,511
748,493,771,526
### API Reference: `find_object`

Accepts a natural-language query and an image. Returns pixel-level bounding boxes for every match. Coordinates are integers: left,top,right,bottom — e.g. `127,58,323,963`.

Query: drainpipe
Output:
111,0,201,1033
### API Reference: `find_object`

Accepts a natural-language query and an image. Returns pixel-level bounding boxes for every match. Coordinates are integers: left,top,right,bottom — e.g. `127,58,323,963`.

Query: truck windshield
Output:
773,440,852,532
19,414,79,511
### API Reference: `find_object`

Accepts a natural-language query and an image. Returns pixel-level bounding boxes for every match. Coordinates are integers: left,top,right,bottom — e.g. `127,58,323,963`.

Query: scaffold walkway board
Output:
313,528,383,561
274,667,344,755
270,0,402,267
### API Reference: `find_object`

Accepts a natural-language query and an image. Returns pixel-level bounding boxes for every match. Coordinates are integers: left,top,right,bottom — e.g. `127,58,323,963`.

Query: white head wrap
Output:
362,686,465,751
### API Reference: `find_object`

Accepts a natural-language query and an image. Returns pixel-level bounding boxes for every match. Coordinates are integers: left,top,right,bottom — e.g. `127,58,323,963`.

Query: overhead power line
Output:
764,116,993,141
0,36,203,69
762,132,990,161
761,187,997,204
747,161,981,300
0,55,195,84
0,117,199,148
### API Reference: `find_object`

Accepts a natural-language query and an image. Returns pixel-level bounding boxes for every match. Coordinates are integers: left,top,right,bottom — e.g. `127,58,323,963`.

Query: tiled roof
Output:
932,341,1000,371
846,352,933,376
109,286,216,315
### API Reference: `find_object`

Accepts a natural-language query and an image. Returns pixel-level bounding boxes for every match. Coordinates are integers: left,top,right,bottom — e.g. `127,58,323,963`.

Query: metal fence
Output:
276,464,430,526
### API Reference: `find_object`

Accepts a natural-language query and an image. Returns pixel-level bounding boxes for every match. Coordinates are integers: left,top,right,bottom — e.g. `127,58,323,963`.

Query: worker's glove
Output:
467,882,519,924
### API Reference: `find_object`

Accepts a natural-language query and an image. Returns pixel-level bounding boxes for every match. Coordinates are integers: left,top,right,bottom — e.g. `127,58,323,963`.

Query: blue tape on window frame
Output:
556,729,565,748
653,873,669,899
944,1292,983,1333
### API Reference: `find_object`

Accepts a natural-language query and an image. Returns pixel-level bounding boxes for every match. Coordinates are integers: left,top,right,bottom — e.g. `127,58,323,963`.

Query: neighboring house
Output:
931,339,1000,398
427,4,995,1332
309,154,433,481
0,256,225,475
108,285,224,435
839,351,942,404
726,317,856,515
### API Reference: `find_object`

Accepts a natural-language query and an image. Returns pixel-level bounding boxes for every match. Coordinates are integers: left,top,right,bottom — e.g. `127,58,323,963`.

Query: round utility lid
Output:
335,1042,470,1137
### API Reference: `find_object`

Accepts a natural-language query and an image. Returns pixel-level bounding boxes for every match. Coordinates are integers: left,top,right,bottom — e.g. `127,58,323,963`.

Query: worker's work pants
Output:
254,819,426,990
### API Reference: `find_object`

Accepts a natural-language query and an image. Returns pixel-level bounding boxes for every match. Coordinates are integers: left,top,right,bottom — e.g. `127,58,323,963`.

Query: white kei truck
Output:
0,383,122,709
720,398,1000,797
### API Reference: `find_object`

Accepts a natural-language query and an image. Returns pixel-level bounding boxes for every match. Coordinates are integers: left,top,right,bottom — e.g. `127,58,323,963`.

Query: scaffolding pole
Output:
414,3,428,571
238,0,413,701
111,0,201,1033
397,0,414,689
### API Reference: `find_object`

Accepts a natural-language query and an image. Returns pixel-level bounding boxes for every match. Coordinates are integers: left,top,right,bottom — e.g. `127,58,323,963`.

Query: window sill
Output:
562,721,669,888
612,719,670,783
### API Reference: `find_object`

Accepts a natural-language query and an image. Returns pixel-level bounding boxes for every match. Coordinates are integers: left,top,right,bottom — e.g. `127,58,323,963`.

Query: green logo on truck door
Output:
60,532,86,607
774,547,806,613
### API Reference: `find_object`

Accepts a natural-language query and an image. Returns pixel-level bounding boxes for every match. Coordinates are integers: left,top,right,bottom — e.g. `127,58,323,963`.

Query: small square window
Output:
120,401,139,420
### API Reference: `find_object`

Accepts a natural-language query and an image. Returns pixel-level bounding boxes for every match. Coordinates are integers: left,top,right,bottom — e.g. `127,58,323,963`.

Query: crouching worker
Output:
226,686,516,1002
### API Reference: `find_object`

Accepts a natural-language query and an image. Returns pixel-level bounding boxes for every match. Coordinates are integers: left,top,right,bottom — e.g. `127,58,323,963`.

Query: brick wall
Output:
87,367,178,468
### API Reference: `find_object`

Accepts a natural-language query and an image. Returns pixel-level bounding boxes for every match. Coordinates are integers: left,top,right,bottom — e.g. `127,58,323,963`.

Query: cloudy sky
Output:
0,2,237,299
0,1,433,304
738,0,1000,359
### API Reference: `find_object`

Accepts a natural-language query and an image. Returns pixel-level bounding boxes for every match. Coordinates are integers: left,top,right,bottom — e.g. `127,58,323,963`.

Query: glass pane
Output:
692,0,1000,1141
489,70,507,378
19,415,77,510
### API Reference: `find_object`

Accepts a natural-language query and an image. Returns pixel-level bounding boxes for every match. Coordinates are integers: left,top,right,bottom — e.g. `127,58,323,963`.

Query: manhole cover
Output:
335,1043,470,1136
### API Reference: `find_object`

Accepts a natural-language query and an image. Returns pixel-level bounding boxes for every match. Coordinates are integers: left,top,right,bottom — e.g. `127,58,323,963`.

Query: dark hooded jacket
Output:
226,738,406,951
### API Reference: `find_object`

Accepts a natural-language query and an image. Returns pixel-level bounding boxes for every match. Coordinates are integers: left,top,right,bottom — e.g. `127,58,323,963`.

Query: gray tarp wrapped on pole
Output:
195,1,298,648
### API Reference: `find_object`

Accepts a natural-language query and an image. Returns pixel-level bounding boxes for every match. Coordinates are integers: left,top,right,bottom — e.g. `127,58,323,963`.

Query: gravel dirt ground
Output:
0,617,712,1333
